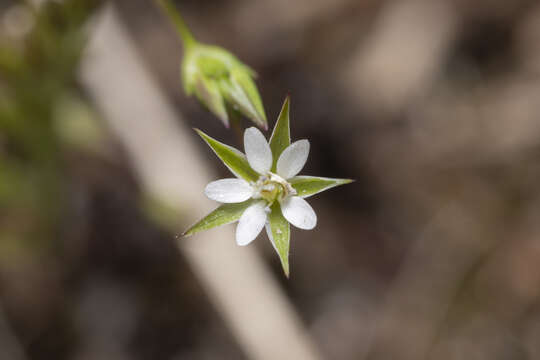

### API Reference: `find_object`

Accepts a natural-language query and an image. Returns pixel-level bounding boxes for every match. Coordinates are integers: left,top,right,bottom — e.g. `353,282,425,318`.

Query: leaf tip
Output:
181,228,193,237
283,266,290,278
217,111,230,128
251,108,268,131
284,94,290,107
194,127,207,139
279,253,290,278
280,96,290,121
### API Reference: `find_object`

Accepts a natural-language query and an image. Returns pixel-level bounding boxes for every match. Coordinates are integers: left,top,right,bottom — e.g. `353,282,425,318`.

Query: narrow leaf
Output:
266,202,291,277
195,129,259,182
289,176,353,198
184,199,257,236
269,96,291,172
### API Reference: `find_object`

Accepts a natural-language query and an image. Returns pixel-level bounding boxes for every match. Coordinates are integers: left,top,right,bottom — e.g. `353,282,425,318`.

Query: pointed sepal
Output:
269,96,291,172
195,129,260,182
224,66,267,129
181,43,267,129
193,73,229,127
266,202,291,277
289,176,353,198
182,50,231,126
184,199,257,236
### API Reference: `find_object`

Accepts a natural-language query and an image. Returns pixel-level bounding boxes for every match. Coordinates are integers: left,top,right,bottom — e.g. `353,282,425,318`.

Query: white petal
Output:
276,139,310,179
244,127,272,174
204,178,253,203
236,201,267,246
280,196,317,230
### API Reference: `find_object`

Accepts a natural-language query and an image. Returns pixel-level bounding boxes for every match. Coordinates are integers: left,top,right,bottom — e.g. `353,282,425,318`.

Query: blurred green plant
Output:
156,0,268,130
0,0,99,257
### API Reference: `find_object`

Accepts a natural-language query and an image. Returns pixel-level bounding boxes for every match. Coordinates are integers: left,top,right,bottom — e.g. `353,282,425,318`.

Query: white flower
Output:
186,97,352,276
204,127,316,246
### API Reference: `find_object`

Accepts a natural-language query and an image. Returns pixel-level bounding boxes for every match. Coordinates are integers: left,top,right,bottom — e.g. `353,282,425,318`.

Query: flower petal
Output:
244,127,272,174
204,178,254,203
280,196,317,230
276,139,310,179
236,201,267,246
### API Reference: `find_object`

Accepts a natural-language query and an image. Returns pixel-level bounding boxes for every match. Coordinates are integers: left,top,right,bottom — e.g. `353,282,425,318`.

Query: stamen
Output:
251,172,295,203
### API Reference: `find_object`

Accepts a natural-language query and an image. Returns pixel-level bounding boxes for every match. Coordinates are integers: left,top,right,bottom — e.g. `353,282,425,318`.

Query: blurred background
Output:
2,0,540,359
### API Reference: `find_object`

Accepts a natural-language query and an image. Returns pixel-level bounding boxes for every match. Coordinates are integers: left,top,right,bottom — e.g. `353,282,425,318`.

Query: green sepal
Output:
196,48,231,77
269,96,291,172
181,44,267,129
195,129,259,182
184,199,257,236
266,202,291,277
224,66,267,129
193,73,229,127
181,52,196,94
289,176,353,198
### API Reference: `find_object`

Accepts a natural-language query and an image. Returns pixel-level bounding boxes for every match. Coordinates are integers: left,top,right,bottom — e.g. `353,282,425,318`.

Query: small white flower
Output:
205,127,316,246
186,97,352,276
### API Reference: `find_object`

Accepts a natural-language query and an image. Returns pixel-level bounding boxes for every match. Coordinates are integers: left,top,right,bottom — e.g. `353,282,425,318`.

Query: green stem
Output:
155,0,196,51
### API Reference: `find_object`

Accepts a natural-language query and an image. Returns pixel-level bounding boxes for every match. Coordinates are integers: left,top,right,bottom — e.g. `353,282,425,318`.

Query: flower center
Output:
252,173,296,204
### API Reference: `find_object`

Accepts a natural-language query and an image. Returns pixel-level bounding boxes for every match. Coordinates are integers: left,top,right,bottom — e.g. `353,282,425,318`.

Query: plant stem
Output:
155,0,196,51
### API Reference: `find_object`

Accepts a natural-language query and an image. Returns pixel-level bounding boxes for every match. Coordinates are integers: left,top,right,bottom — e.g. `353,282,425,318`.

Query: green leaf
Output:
266,202,291,277
195,129,259,182
184,199,257,236
289,176,353,198
269,96,291,172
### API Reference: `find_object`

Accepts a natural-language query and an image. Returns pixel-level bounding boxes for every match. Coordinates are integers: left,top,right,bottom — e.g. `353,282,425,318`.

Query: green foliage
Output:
0,0,99,250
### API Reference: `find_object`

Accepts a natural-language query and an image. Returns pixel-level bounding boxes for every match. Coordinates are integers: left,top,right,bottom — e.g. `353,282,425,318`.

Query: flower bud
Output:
182,45,267,129
157,0,267,129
